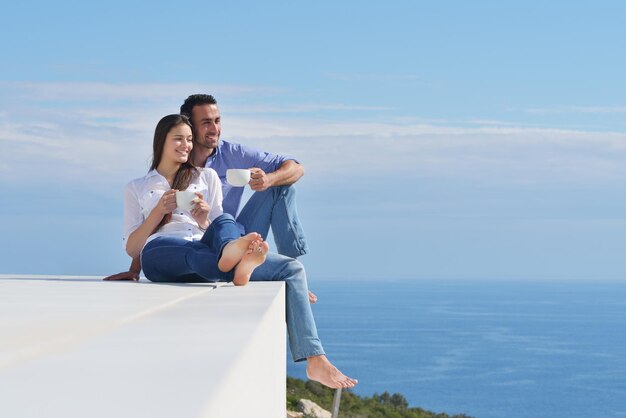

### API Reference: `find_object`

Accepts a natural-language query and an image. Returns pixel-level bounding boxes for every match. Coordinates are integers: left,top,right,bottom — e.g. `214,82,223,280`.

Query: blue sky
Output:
1,1,626,280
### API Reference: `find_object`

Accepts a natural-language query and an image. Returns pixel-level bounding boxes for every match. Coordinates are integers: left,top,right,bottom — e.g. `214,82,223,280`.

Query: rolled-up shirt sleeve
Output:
235,143,297,173
122,181,143,250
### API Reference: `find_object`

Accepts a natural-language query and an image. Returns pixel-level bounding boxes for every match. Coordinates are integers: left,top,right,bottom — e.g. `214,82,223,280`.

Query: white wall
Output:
0,275,286,418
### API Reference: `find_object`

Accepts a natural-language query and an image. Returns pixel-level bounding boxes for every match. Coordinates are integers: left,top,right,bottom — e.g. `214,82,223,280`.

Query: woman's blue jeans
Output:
141,213,240,283
141,213,324,362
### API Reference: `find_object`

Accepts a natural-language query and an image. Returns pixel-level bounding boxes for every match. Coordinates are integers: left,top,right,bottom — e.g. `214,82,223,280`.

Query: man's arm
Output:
249,160,304,191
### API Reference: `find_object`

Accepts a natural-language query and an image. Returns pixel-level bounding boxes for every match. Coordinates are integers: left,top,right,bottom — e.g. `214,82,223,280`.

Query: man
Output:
179,94,354,388
181,94,307,254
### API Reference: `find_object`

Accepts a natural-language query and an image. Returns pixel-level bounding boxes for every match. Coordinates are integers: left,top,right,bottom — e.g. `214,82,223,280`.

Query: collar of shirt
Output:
206,141,222,164
145,169,163,180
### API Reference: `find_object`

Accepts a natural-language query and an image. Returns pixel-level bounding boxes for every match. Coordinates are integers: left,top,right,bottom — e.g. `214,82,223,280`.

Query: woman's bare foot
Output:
218,232,262,272
232,240,269,286
306,355,358,389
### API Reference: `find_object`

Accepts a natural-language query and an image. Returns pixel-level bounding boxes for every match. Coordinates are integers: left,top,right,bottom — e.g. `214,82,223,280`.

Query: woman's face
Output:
162,123,193,164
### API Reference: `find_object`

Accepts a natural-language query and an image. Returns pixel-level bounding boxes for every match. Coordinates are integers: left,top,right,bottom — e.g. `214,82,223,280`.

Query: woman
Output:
123,114,269,284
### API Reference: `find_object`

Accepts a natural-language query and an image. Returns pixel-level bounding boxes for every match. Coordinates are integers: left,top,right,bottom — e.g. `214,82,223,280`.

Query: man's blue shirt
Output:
204,140,296,217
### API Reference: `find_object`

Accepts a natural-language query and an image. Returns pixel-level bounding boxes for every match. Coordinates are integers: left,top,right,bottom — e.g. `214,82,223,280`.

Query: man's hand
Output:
249,168,272,192
190,192,210,229
308,290,317,304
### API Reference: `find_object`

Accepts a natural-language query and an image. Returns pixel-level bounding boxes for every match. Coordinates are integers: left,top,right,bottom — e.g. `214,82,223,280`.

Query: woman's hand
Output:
154,189,177,216
191,192,210,230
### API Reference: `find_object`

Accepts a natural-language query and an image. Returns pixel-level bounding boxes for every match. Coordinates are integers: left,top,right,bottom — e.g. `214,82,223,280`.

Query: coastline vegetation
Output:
287,377,473,418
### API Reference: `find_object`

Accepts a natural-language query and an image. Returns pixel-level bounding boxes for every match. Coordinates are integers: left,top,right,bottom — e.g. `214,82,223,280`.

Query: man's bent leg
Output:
237,185,308,258
249,253,324,361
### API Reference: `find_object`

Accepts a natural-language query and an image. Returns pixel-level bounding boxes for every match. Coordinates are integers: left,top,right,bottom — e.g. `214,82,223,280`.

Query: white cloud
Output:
233,120,626,184
228,103,393,113
2,81,626,194
526,106,626,115
0,82,283,102
323,72,428,84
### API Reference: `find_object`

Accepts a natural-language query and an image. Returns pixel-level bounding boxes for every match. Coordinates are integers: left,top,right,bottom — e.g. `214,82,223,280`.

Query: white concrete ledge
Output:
0,275,286,417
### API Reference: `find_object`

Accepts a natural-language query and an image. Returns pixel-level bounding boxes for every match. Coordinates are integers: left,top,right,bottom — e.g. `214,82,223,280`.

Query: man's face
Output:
191,104,221,150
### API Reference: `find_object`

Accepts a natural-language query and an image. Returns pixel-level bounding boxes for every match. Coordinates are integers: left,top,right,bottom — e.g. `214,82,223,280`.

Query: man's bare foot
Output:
232,240,269,286
218,232,262,272
306,355,358,389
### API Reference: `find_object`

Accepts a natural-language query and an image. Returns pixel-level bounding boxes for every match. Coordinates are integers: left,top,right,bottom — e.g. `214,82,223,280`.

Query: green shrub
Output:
286,377,474,418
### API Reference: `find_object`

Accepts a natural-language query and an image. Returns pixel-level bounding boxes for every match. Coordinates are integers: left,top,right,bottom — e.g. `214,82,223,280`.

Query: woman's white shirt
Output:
123,168,224,250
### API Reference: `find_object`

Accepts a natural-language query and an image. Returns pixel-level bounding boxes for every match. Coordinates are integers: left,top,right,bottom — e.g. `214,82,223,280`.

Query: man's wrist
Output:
265,172,277,188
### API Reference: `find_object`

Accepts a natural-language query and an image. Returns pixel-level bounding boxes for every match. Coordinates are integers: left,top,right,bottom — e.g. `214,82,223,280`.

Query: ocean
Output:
287,279,626,418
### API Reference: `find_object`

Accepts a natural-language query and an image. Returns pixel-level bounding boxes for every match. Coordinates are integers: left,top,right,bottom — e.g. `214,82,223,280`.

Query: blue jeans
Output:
248,253,324,361
238,186,323,360
141,213,240,283
141,214,324,362
236,185,309,258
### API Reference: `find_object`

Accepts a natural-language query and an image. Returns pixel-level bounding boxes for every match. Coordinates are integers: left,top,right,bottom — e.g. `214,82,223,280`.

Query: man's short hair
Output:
180,94,218,119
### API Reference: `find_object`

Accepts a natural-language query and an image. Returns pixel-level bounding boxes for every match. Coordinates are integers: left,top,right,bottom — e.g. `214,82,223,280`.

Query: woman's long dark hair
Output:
151,114,198,228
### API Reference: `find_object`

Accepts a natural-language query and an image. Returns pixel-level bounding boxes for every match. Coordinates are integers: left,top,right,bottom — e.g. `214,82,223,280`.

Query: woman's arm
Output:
125,189,177,258
205,169,224,221
202,168,224,223
190,192,210,230
188,169,224,230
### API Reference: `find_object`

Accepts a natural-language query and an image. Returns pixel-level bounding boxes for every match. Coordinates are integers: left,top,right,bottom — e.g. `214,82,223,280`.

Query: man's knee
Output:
260,184,296,202
283,259,306,282
276,184,296,199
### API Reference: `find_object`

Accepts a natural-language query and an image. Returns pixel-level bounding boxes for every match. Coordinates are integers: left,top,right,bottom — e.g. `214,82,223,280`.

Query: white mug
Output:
175,190,197,211
226,169,251,187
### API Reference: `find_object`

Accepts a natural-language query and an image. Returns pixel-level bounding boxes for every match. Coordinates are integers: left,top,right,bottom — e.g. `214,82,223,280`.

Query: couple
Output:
115,94,357,389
